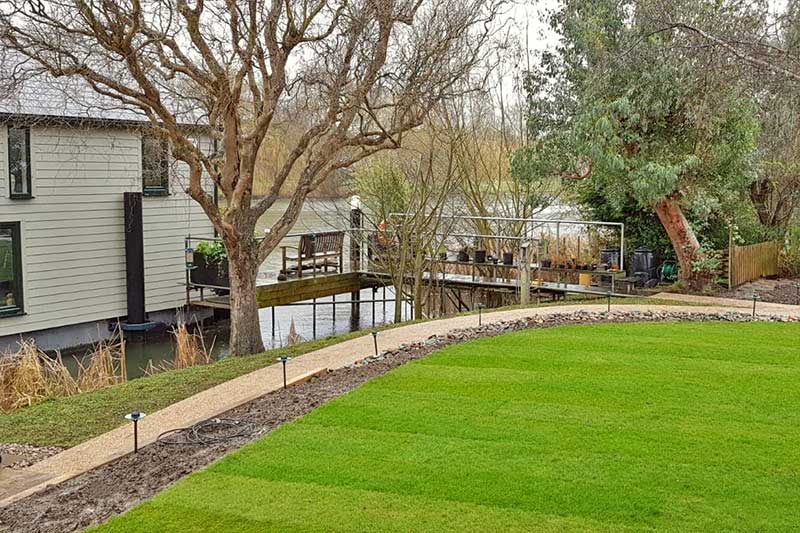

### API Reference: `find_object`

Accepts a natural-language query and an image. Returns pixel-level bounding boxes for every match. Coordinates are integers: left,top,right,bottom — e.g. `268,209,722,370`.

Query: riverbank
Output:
0,297,684,450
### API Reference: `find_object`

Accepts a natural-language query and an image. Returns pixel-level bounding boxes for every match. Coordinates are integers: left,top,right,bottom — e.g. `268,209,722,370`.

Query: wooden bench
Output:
281,231,345,278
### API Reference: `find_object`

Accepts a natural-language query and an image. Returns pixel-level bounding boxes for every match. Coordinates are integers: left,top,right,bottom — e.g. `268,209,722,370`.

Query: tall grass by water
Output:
0,332,126,411
0,321,216,412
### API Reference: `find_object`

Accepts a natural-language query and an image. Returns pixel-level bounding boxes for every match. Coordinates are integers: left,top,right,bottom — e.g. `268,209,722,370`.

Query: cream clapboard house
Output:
0,79,214,351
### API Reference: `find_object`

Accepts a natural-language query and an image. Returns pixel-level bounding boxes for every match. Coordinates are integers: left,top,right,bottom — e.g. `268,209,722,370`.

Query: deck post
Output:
349,196,362,324
312,298,317,339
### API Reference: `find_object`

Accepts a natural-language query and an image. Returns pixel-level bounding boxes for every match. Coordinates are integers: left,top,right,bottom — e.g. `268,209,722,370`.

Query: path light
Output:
276,356,290,389
124,411,146,453
371,330,379,356
752,293,760,317
607,292,612,313
476,303,485,326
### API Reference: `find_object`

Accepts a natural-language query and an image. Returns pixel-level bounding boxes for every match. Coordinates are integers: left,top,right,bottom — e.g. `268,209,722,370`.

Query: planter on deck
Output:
191,253,230,288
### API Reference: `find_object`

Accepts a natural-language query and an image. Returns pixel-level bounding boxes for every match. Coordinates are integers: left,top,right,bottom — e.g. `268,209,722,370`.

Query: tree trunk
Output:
393,283,403,323
653,197,705,284
413,274,424,320
227,247,265,356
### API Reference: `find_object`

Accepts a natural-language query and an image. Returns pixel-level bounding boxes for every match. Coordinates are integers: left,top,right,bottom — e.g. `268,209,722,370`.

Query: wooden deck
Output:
190,270,635,311
190,272,383,310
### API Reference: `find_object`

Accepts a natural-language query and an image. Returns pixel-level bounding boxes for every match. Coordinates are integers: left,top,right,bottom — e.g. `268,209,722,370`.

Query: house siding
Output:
0,125,213,341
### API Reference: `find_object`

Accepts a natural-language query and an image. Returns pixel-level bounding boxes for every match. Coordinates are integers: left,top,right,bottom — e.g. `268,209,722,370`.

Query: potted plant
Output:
457,248,470,263
191,241,229,288
502,251,514,265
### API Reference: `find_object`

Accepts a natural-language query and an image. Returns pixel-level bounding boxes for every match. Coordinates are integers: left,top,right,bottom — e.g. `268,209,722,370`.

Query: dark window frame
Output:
7,127,33,200
141,134,170,197
0,222,24,318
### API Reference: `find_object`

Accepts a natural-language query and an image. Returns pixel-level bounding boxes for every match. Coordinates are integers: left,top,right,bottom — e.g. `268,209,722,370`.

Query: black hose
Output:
156,418,256,446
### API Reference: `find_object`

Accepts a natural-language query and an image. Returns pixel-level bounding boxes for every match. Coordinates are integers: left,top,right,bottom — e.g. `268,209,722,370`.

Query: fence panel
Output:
729,241,781,288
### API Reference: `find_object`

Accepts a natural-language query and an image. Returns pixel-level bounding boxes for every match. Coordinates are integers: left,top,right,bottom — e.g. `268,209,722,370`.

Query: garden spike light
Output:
752,293,760,317
476,303,485,326
124,411,146,453
277,356,290,388
372,330,379,356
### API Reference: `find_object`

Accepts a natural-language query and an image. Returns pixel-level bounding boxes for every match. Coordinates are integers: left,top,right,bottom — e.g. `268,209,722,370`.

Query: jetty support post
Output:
349,196,362,323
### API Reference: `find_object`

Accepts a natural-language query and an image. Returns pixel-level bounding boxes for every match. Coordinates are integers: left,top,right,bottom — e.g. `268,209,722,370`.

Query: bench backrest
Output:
299,231,344,257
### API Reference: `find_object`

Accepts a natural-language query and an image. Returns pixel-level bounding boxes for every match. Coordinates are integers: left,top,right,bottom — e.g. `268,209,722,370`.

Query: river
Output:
71,198,580,378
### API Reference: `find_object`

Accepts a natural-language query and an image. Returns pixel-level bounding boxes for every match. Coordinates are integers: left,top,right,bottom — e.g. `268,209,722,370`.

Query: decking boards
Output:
190,271,635,311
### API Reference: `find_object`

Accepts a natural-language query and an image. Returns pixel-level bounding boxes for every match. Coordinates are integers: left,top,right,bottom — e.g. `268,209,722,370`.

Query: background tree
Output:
0,0,504,354
518,0,760,285
638,0,800,276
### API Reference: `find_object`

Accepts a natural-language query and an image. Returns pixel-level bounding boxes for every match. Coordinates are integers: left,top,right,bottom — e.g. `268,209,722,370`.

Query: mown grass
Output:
0,332,370,447
99,321,800,532
0,297,696,448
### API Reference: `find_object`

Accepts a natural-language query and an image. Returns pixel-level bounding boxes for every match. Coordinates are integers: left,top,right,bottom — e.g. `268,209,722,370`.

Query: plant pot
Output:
457,250,470,263
541,259,552,268
474,250,487,263
191,252,229,288
502,252,514,265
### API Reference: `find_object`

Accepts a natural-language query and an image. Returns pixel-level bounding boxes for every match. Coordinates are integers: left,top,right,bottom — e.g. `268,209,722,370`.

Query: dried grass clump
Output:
144,321,213,376
76,332,127,390
286,318,303,346
172,322,212,369
0,330,127,412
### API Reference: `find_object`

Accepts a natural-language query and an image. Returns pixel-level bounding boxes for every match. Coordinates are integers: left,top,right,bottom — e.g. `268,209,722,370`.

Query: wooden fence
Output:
728,241,781,288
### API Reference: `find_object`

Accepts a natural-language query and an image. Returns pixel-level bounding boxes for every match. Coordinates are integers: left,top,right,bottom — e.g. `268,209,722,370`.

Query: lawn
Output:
99,321,800,532
0,297,680,448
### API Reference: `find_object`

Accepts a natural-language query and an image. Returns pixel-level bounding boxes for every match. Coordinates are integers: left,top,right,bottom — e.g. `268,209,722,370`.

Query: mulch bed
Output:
0,310,795,533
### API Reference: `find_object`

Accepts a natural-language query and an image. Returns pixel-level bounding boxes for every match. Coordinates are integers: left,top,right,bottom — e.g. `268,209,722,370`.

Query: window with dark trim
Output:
0,222,23,318
7,127,32,199
142,134,170,196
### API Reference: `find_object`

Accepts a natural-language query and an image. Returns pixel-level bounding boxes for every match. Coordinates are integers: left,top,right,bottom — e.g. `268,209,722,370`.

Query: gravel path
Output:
0,310,795,533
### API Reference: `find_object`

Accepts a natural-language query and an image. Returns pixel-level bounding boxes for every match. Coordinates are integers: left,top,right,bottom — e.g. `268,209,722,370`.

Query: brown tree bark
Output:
653,197,705,284
225,238,266,356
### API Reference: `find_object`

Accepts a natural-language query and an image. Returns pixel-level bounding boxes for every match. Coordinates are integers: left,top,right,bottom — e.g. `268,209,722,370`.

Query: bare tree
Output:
354,126,459,321
0,0,505,355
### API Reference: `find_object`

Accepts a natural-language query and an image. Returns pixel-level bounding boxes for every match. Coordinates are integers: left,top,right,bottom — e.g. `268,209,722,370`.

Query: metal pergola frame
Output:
388,213,626,270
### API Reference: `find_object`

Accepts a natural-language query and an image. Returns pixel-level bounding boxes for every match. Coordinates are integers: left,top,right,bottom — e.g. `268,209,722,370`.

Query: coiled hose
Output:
156,418,257,446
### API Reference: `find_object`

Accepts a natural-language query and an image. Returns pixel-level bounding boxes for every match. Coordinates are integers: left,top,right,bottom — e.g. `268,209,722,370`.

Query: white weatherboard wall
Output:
0,125,213,344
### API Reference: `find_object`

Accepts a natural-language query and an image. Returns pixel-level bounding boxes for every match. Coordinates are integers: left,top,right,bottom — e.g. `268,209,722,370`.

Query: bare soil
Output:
0,310,794,533
719,278,800,305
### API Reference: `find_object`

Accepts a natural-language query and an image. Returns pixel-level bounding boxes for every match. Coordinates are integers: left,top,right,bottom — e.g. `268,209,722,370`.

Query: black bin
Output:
600,246,621,269
631,247,657,282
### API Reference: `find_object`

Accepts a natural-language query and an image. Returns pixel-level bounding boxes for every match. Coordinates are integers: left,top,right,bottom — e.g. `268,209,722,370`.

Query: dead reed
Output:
143,320,214,376
172,322,212,369
0,329,127,411
286,318,303,346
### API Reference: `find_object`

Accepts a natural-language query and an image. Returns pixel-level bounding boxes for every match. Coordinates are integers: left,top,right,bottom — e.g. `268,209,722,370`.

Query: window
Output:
7,127,32,199
0,222,23,317
142,134,170,196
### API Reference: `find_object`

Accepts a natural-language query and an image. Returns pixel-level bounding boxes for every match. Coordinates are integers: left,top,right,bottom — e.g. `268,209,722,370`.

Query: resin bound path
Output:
1,298,798,507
